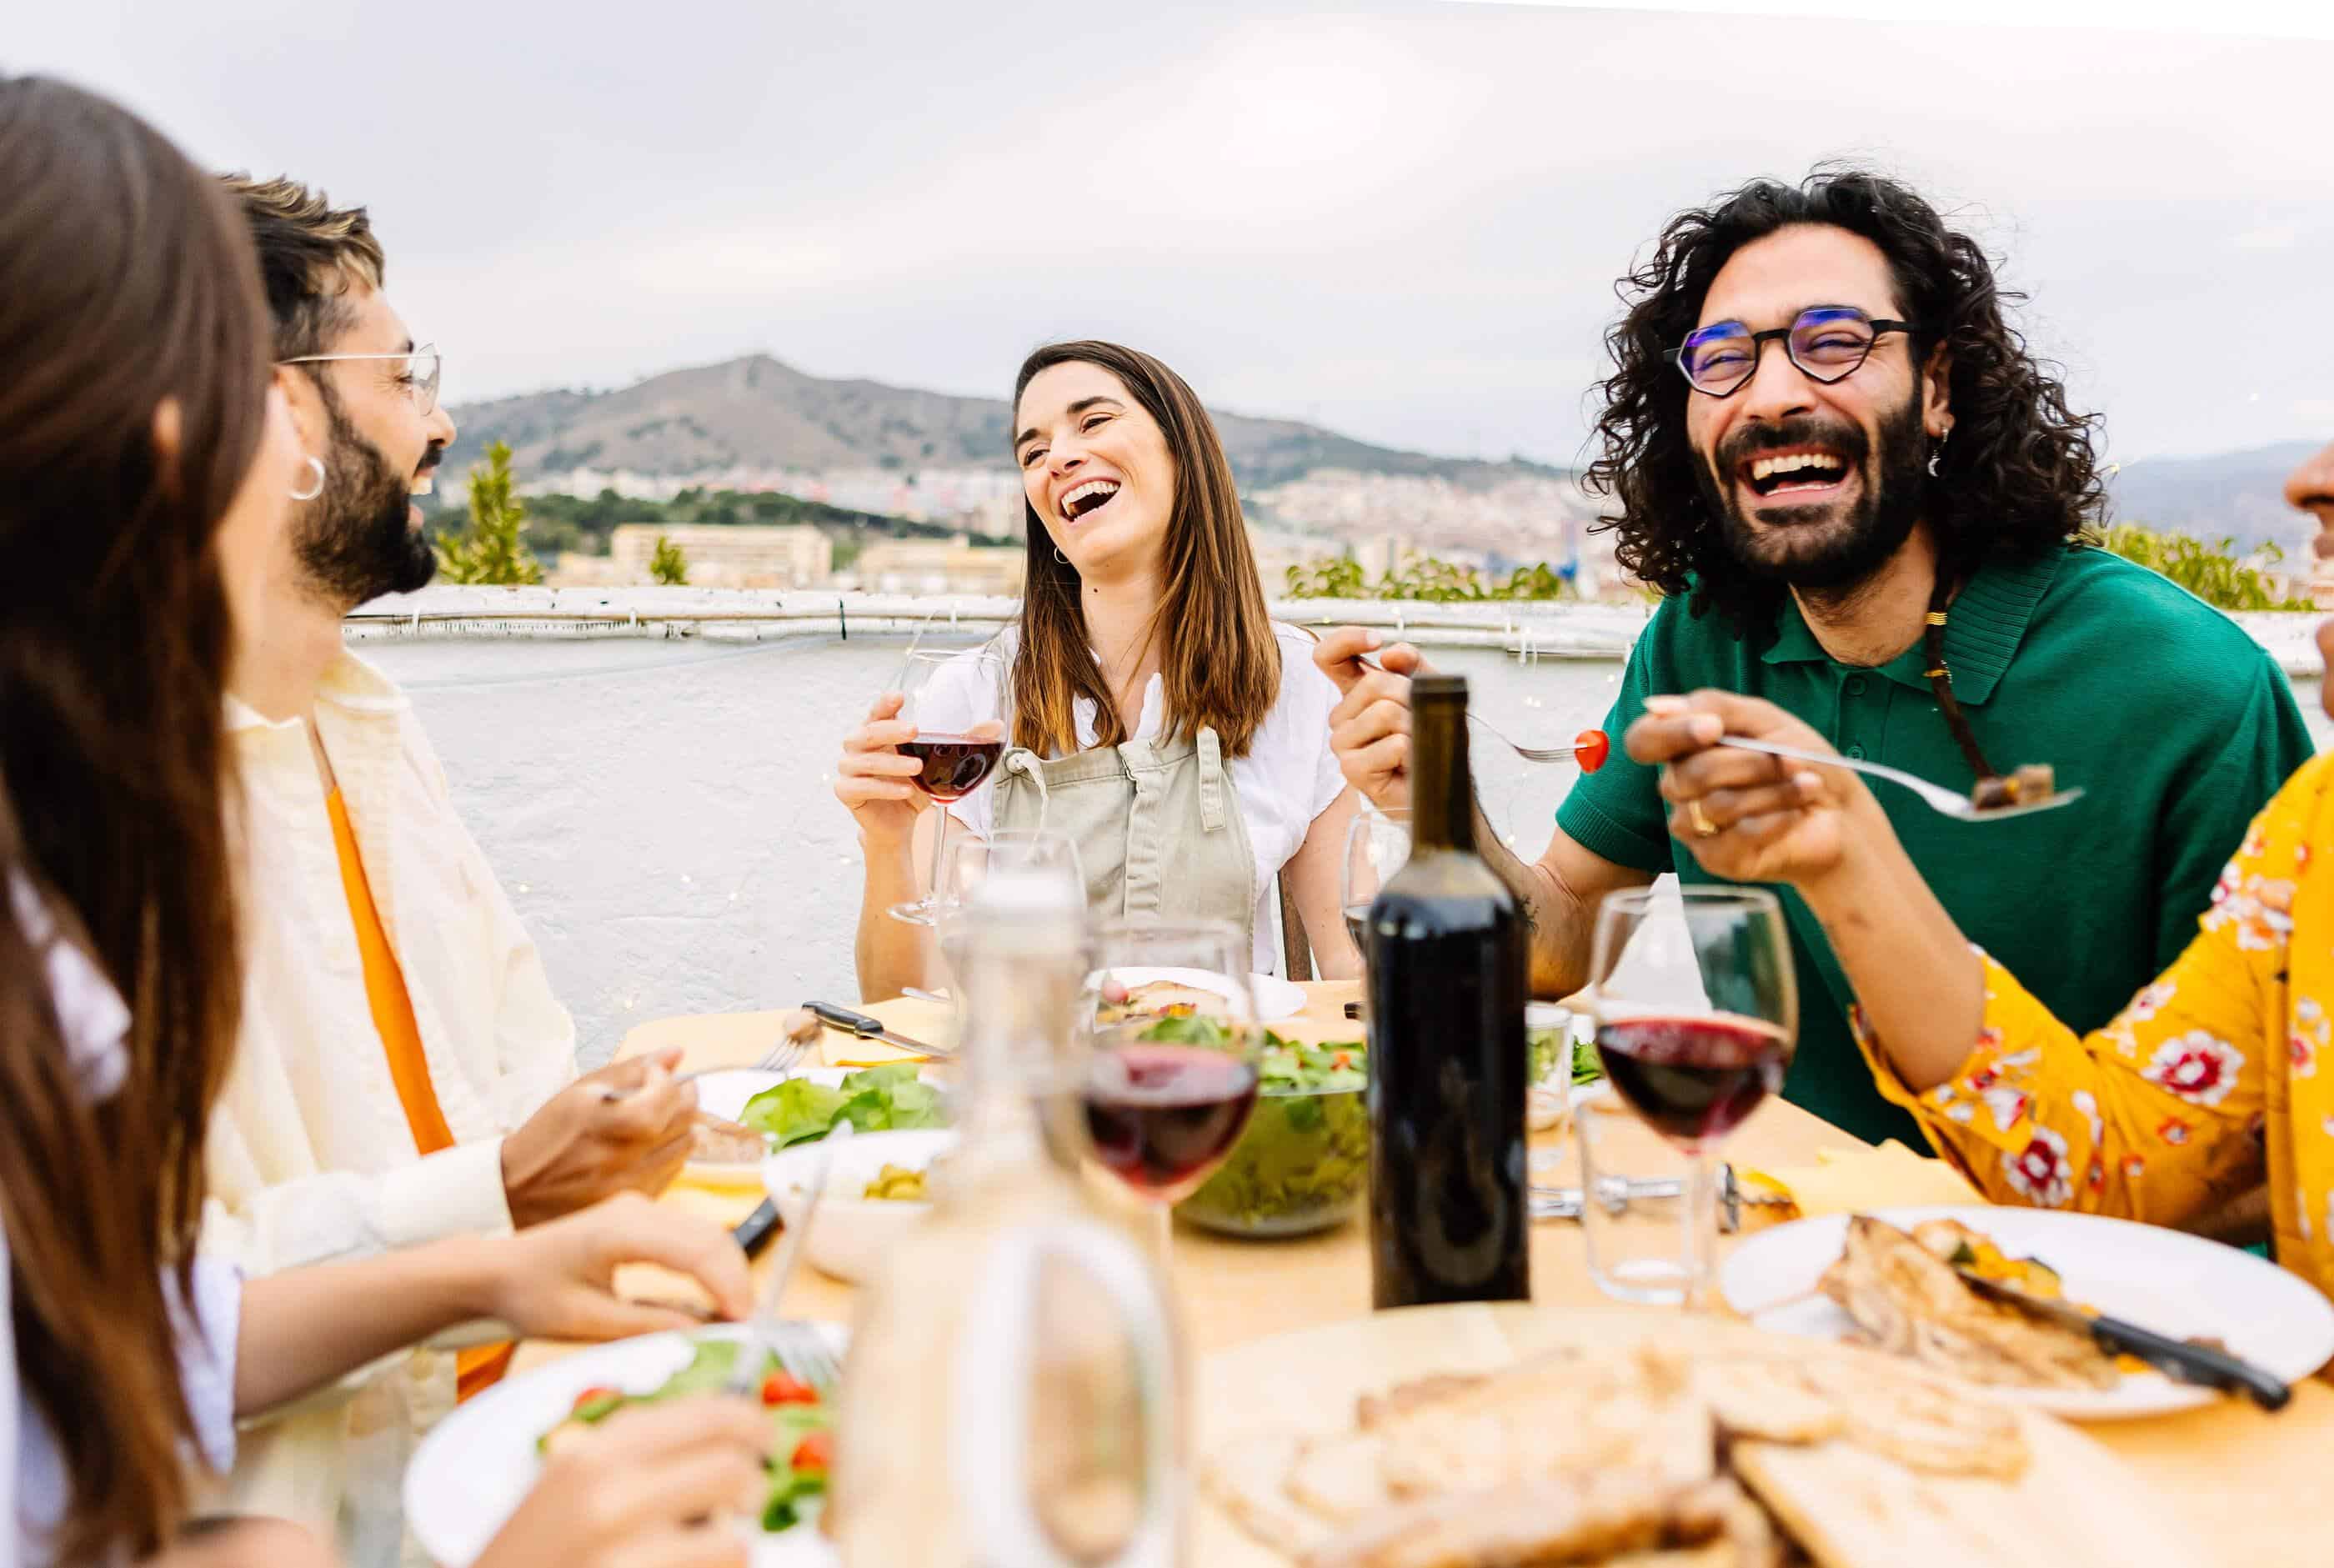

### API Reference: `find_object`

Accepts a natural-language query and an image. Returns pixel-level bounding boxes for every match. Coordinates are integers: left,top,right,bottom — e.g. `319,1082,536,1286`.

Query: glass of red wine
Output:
886,646,1009,927
1079,917,1263,1260
1584,886,1797,1309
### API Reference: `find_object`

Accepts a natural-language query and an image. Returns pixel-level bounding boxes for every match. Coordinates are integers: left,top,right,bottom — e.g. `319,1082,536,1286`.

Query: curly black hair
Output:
1585,166,2108,640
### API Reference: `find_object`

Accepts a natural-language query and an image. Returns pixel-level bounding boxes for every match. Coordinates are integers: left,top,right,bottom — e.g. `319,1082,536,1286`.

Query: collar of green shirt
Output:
1754,549,2066,704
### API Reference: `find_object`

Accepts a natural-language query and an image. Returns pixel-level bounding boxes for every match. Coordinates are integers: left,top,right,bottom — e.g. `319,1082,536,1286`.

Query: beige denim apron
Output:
991,725,1258,959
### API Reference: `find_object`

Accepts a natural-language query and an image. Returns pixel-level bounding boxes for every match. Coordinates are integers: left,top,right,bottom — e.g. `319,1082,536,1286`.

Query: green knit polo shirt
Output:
1557,545,2315,1145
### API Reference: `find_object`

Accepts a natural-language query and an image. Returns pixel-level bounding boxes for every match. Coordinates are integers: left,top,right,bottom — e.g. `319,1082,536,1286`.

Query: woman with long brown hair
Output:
1,76,770,1568
837,341,1361,998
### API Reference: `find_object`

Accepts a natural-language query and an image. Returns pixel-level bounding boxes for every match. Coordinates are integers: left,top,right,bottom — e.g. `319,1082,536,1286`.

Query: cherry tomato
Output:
760,1371,819,1406
790,1431,833,1472
1575,729,1611,774
571,1385,621,1414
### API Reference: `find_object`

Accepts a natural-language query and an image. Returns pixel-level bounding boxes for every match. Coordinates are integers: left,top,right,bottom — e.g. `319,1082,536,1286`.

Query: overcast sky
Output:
13,1,2328,466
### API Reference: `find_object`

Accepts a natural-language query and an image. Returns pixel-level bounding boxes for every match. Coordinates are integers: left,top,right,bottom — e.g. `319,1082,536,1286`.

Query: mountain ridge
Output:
439,352,1570,494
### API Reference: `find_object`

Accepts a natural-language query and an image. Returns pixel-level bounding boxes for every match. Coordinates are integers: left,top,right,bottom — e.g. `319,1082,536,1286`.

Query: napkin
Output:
819,994,958,1067
1736,1140,1982,1217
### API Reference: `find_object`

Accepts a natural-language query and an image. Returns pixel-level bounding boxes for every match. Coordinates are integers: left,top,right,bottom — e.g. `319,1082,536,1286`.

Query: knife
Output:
731,1198,782,1260
1955,1268,2291,1411
805,999,954,1060
1528,1165,1790,1231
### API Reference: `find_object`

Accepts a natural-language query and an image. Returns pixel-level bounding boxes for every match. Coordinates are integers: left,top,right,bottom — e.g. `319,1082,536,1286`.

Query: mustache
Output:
1715,416,1871,472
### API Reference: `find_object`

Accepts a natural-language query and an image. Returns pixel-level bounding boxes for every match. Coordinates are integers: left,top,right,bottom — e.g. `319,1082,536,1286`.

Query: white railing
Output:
346,586,2325,674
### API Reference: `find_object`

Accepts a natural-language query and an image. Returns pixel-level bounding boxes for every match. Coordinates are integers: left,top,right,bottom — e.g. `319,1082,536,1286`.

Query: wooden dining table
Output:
513,980,2333,1565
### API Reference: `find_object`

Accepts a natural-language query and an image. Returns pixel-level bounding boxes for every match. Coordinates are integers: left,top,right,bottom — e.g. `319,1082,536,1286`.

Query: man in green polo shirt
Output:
1316,169,2311,1145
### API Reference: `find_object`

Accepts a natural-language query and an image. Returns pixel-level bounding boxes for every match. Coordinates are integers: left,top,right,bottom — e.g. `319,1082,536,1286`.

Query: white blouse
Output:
922,624,1348,973
3,871,240,1568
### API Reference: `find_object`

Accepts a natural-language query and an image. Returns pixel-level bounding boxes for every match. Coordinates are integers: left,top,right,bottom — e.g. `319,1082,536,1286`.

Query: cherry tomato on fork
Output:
761,1370,819,1406
1575,729,1612,774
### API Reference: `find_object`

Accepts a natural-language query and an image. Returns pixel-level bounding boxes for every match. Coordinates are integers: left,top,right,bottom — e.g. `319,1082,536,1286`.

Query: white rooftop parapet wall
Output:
348,586,2323,674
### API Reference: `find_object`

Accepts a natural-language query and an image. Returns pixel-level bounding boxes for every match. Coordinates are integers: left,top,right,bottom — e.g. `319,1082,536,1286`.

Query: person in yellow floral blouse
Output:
1622,436,2334,1300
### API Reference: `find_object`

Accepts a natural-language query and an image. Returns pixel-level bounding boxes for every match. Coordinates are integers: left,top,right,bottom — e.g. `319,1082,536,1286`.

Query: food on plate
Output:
860,1163,929,1202
739,1063,944,1150
1205,1333,2025,1566
1969,764,2056,811
1175,1029,1367,1237
1816,1216,2117,1390
539,1339,832,1532
1095,977,1225,1027
688,1110,767,1165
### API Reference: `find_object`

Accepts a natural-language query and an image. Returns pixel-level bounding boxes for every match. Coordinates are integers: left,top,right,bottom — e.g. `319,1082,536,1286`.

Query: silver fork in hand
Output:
1714,734,2084,824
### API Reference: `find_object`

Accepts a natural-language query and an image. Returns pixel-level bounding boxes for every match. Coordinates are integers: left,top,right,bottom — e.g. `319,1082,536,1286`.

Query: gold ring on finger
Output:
1688,799,1718,838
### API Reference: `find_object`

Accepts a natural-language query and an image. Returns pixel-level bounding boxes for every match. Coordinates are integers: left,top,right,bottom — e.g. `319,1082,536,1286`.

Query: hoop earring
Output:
1054,547,1069,565
289,455,326,502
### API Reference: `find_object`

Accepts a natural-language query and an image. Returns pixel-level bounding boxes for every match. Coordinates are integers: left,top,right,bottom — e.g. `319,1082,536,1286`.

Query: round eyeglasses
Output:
1672,308,1911,399
277,343,443,417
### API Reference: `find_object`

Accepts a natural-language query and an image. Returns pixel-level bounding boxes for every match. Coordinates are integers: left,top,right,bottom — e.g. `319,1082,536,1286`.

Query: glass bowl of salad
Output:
1175,1034,1369,1239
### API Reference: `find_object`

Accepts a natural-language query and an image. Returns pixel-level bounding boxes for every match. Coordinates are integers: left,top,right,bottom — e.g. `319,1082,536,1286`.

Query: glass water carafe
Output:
829,867,1187,1568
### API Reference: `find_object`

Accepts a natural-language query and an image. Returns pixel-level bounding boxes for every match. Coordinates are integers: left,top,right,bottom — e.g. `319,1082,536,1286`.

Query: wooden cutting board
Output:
1194,1302,2206,1568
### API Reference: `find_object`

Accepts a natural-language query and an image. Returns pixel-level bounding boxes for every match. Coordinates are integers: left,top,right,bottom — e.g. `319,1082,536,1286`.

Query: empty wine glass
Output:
1340,807,1410,970
1079,918,1262,1261
1583,886,1797,1309
885,646,1009,927
935,829,1085,924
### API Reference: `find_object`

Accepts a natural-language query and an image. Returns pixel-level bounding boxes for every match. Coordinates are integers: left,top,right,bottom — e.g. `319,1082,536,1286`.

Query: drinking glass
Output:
1078,918,1263,1260
936,828,1084,920
885,647,1009,927
1582,886,1796,1309
1340,807,1410,969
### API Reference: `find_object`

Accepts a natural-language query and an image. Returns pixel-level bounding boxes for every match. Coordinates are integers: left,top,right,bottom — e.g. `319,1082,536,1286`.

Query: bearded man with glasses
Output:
1320,168,2312,1146
202,178,700,1565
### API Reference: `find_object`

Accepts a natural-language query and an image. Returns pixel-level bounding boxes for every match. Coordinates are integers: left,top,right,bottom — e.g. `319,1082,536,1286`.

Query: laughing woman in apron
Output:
836,340,1363,1001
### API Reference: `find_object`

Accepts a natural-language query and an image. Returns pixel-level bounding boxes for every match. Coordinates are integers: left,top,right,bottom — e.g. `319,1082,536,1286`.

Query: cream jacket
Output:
199,652,577,1567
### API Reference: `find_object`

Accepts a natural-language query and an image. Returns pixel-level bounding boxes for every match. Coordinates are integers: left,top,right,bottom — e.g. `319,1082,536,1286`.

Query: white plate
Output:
1104,965,1307,1023
404,1323,846,1568
764,1127,954,1283
684,1068,949,1187
1719,1205,2334,1420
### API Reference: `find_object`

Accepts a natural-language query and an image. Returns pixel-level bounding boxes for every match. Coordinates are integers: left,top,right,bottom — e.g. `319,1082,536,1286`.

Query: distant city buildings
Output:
550,524,833,589
528,463,1650,602
843,538,1024,596
523,465,1024,539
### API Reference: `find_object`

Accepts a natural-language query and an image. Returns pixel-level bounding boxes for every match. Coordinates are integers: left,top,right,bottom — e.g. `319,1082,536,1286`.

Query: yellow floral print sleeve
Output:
1851,753,2334,1300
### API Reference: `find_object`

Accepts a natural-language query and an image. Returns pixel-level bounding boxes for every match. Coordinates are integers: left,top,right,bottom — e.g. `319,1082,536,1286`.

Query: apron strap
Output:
1000,748,1051,836
1195,726,1229,834
1117,738,1167,917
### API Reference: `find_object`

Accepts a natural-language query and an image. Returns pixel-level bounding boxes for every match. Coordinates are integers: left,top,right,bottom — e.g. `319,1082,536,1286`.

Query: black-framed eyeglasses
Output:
1672,308,1911,398
277,343,443,417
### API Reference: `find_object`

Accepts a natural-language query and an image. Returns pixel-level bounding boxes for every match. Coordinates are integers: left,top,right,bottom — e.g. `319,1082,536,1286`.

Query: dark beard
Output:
1692,392,1929,596
296,383,438,607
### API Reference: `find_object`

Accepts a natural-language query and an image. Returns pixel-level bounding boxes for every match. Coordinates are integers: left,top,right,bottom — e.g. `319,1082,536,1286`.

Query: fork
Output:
1714,734,2084,823
1471,715,1603,764
726,1120,853,1399
598,1032,809,1105
1352,652,1602,765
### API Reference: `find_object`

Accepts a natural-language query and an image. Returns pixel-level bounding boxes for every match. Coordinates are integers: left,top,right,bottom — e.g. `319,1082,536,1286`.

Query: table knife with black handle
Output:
805,999,954,1060
1956,1267,2290,1410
